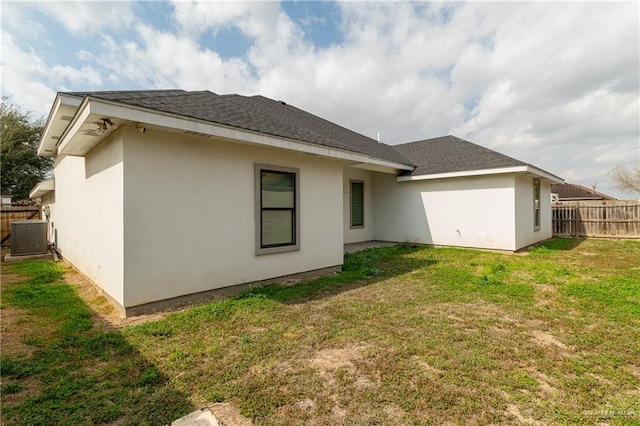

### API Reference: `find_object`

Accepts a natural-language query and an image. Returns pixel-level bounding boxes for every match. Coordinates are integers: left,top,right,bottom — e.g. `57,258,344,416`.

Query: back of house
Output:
33,90,562,316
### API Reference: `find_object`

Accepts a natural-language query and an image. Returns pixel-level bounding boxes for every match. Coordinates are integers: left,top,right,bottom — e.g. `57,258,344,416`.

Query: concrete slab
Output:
170,408,219,426
3,252,54,262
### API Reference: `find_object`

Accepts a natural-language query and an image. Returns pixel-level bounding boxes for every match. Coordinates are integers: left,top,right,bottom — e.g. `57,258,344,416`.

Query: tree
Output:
610,163,640,199
0,98,53,201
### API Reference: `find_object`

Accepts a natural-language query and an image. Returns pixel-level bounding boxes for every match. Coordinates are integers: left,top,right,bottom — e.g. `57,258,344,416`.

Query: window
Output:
255,164,299,254
533,178,541,231
350,180,364,228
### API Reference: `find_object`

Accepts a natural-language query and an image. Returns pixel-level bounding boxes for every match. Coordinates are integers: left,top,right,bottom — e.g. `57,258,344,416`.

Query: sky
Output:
1,1,639,199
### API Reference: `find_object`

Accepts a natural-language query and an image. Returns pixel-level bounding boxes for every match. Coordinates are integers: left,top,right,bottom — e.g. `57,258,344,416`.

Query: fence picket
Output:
552,201,640,238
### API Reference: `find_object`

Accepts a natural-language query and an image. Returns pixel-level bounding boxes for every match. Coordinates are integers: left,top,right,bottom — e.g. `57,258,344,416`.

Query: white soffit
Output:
29,178,55,199
38,94,82,156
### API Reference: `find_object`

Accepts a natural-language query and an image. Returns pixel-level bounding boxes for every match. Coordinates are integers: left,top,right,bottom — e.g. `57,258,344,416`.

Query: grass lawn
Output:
1,238,639,425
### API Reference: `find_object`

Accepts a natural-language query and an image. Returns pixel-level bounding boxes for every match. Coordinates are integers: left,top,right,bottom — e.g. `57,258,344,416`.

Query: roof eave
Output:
397,165,564,183
57,97,414,171
37,93,84,157
29,178,55,199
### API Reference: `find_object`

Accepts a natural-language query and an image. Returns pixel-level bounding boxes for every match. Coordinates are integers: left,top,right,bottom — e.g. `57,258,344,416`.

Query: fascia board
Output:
397,165,564,183
525,166,564,183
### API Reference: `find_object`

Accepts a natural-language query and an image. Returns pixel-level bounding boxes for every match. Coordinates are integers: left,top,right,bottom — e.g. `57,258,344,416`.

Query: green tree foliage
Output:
1,98,53,200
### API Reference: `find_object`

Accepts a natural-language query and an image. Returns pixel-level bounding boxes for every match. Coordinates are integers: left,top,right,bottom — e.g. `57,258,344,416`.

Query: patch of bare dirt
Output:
1,272,49,357
208,402,252,426
527,369,559,396
60,263,182,330
531,330,573,357
0,376,42,414
309,344,368,374
505,404,544,425
295,398,315,411
534,284,559,308
309,344,375,420
0,305,40,357
412,355,444,376
1,273,26,284
383,404,405,420
627,365,640,380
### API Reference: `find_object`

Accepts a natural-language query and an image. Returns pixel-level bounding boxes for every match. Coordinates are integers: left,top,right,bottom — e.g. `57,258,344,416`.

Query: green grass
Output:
2,239,640,424
0,260,193,425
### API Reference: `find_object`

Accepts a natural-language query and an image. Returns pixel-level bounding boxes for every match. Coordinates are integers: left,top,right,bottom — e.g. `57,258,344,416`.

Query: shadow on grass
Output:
244,243,435,305
0,260,194,425
531,237,586,252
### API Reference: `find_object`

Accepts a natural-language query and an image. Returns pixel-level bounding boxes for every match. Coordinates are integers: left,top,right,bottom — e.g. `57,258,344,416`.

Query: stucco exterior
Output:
121,127,344,308
343,167,376,244
373,173,548,251
51,132,125,306
514,174,553,249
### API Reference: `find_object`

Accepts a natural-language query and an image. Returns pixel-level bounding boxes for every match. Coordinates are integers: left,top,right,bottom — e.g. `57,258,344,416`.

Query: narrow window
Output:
534,178,541,231
255,164,299,254
350,180,364,228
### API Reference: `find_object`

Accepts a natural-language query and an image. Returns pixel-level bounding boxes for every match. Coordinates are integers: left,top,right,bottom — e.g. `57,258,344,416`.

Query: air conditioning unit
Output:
11,220,48,256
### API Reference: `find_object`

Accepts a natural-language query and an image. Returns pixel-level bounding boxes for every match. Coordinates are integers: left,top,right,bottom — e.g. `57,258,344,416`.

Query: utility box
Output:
11,220,48,256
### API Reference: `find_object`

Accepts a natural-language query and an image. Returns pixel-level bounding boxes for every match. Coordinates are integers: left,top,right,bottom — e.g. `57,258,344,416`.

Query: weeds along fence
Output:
1,205,42,247
552,200,640,238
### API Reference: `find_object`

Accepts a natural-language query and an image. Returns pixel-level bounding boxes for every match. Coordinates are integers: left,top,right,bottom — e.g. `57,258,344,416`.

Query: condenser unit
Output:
11,220,48,256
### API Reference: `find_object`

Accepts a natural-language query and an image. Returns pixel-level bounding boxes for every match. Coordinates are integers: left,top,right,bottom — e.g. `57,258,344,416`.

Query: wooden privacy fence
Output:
552,200,640,238
1,205,42,247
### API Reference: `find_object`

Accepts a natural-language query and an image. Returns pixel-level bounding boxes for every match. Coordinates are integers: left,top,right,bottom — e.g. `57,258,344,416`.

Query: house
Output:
551,183,616,201
33,90,563,316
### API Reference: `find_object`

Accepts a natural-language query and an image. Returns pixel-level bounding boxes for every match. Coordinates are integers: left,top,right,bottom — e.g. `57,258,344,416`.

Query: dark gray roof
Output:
61,90,412,166
393,135,528,176
551,183,616,200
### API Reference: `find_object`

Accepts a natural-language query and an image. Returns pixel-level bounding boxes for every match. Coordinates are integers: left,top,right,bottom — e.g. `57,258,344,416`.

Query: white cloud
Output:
38,1,135,34
96,24,255,93
1,1,637,199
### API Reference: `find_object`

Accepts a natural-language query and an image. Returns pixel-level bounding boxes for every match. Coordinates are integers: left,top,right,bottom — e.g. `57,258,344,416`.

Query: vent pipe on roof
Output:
377,132,381,143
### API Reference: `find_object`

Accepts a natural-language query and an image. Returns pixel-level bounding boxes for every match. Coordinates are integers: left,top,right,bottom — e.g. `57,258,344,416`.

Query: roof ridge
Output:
62,89,187,96
396,134,526,165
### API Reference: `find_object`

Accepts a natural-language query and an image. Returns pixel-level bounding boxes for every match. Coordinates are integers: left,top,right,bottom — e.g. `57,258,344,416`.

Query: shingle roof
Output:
551,183,616,200
61,90,412,166
392,135,528,176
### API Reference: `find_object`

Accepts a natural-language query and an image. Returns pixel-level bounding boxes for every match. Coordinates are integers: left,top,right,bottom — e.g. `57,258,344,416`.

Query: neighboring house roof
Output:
392,135,563,182
551,183,616,200
60,90,412,167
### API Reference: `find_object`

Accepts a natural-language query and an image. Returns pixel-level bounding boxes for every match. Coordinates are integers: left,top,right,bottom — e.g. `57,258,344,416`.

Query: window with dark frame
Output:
533,178,541,231
255,165,299,254
351,180,364,228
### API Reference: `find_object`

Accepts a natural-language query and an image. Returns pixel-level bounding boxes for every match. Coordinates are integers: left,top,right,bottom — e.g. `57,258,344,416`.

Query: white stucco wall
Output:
52,132,125,306
122,127,344,307
343,167,375,244
514,174,553,249
374,173,518,250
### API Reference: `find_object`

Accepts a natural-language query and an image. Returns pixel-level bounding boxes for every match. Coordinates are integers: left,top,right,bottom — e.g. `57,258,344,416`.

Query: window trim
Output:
255,164,300,255
533,178,541,232
350,179,365,229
